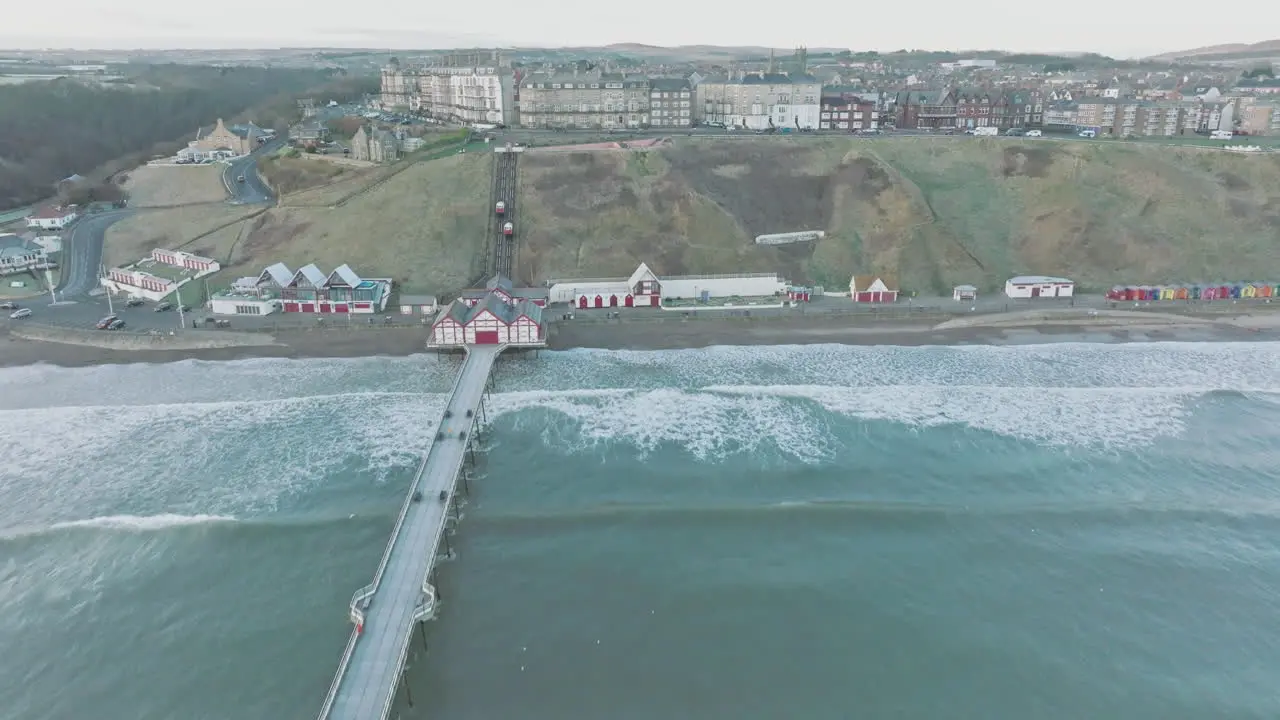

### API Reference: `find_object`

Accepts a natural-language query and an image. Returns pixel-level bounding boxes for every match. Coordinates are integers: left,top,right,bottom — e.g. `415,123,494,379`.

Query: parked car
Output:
179,305,191,313
125,298,144,307
96,315,119,330
0,302,17,310
154,302,173,312
1025,129,1043,137
9,308,32,319
107,318,126,331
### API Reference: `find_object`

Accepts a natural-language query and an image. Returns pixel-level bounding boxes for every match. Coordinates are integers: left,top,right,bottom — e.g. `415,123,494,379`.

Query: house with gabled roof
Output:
850,274,899,303
459,273,548,307
430,289,545,347
213,261,391,315
26,205,79,230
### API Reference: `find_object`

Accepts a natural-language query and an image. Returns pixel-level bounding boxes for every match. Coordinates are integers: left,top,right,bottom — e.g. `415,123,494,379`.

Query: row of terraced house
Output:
379,52,1280,136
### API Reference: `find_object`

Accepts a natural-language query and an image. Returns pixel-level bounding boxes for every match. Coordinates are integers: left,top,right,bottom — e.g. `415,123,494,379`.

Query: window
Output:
551,83,561,89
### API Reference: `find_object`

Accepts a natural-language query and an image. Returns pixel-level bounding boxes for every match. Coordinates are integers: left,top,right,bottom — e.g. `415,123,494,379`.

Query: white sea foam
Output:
706,384,1208,448
3,341,1279,526
0,390,446,524
49,513,236,531
491,387,832,462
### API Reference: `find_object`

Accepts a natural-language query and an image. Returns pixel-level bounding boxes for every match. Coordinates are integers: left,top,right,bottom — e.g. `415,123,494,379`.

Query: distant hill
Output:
1149,39,1280,61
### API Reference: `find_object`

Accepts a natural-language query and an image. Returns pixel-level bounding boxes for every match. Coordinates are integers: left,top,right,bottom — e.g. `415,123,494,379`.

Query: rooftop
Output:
1008,275,1073,284
129,258,195,283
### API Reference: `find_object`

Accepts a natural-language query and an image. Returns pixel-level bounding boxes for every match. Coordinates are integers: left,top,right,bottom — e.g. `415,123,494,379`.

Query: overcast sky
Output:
2,0,1277,57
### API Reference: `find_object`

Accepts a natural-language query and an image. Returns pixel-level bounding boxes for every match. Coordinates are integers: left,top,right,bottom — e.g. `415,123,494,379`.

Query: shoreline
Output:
2,310,1278,369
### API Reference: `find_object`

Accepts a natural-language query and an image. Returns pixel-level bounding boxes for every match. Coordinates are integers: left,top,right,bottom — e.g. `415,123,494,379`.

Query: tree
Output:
0,64,357,210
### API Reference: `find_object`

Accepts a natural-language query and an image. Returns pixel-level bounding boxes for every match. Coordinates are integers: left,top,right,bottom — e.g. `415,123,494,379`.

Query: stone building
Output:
190,118,258,157
380,51,515,126
350,126,399,163
694,71,822,130
648,78,693,128
518,71,650,129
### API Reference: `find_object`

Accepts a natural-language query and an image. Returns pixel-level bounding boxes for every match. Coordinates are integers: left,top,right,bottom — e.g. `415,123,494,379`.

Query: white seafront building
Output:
1004,275,1075,299
548,262,788,308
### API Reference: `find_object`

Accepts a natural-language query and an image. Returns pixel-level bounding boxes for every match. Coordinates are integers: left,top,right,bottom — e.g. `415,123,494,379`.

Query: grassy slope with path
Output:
521,137,1280,294
100,136,1280,299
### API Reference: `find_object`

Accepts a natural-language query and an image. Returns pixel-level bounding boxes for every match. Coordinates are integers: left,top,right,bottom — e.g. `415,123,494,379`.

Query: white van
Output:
1078,129,1097,138
1210,130,1233,140
1025,129,1043,137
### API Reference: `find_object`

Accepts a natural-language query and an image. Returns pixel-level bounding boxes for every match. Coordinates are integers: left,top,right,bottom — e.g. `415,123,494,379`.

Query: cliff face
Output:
517,138,1280,294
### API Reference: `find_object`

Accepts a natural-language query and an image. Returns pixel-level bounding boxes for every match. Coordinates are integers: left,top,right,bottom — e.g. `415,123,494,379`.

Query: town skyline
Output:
3,0,1279,59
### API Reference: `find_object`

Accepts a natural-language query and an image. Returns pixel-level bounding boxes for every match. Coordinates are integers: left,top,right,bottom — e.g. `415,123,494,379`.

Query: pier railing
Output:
373,350,491,720
316,350,472,720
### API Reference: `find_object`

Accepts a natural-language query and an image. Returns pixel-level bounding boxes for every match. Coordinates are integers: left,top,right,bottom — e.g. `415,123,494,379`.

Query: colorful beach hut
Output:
1160,286,1177,301
1190,285,1203,300
1256,284,1273,299
1230,283,1243,299
1174,286,1189,300
1242,283,1258,298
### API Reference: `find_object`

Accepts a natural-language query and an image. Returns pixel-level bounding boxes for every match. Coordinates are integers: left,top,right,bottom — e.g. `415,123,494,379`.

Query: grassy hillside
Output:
104,138,1280,300
105,153,491,296
519,138,1280,294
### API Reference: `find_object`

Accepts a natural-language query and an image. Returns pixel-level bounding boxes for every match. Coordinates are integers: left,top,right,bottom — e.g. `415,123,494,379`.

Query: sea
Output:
3,341,1280,720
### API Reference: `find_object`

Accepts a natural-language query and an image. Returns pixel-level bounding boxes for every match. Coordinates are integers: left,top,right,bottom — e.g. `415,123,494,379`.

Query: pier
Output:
316,344,500,720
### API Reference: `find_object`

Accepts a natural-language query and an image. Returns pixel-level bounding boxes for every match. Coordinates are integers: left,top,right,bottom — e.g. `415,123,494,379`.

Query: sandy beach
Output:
2,308,1277,368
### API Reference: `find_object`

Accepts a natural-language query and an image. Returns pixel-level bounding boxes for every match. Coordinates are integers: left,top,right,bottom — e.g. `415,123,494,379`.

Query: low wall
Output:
10,324,280,350
934,308,1216,331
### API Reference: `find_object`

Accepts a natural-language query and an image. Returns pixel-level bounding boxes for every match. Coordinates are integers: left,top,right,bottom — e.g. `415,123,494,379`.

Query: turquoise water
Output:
3,343,1280,719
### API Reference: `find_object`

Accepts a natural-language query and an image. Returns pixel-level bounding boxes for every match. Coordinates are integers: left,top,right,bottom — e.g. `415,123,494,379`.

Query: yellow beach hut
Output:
1242,283,1258,298
1160,286,1177,300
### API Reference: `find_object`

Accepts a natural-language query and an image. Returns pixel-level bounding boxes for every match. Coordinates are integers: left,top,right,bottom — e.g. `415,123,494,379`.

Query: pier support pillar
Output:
403,673,414,708
419,621,429,651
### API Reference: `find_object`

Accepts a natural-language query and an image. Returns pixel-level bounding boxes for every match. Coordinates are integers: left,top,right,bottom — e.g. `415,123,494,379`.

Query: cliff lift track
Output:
487,151,519,280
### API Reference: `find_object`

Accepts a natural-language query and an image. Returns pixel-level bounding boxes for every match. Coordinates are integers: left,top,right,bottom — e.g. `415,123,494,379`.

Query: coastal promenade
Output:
317,345,499,720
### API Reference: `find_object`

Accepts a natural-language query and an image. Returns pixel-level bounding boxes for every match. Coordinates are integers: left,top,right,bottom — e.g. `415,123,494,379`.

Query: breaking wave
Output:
50,514,237,532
